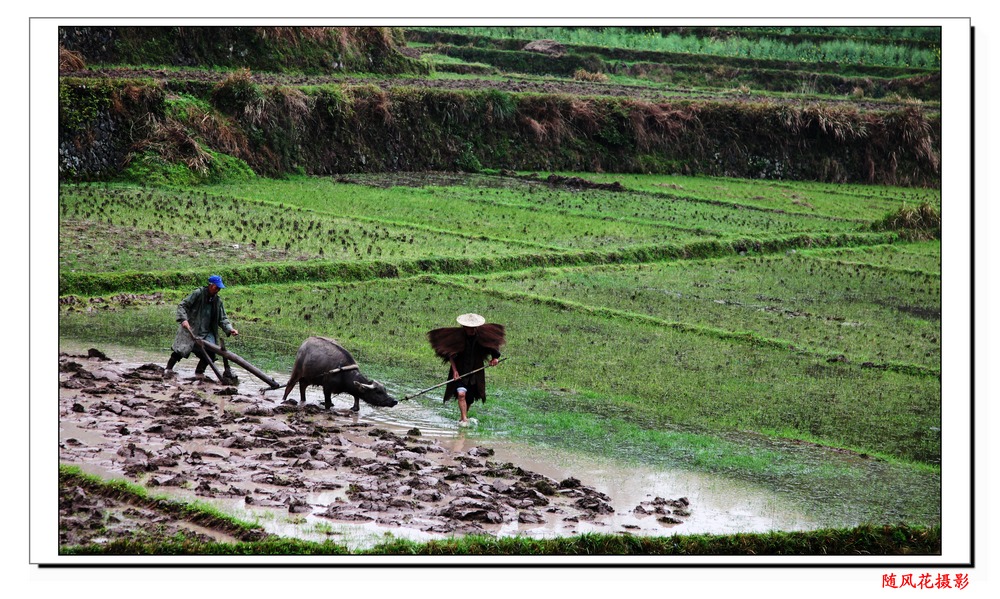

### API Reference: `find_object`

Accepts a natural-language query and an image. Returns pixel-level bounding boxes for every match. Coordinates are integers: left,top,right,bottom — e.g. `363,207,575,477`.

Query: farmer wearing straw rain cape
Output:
427,313,505,426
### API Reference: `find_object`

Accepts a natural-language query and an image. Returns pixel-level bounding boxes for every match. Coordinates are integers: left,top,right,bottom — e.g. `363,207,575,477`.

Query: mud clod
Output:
88,348,110,361
633,496,693,525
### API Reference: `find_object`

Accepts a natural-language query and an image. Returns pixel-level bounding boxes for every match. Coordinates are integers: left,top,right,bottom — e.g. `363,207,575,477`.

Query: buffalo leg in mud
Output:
279,370,300,403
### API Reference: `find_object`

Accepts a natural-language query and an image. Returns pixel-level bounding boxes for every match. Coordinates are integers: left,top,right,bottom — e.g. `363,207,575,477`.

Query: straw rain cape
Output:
427,323,506,404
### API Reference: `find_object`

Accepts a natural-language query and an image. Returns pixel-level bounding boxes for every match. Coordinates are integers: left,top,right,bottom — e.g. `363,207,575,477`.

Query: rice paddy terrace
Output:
55,25,943,555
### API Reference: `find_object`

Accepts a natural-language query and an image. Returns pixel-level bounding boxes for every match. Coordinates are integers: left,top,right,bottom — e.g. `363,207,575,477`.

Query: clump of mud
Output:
59,350,693,547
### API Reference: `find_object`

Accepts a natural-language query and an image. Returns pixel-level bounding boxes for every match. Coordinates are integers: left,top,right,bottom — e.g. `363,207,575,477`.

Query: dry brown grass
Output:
59,46,86,72
216,68,269,126
520,115,548,142
218,67,255,90
176,102,250,158
813,106,867,142
888,107,938,172
782,105,869,144
351,86,393,125
626,101,697,150
109,83,164,118
344,27,398,55
872,202,941,239
253,26,339,47
519,98,572,144
273,87,313,128
568,99,599,135
573,69,609,83
132,116,213,173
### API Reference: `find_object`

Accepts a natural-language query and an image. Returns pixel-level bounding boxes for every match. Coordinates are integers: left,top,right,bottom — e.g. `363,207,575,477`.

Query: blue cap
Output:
208,275,225,289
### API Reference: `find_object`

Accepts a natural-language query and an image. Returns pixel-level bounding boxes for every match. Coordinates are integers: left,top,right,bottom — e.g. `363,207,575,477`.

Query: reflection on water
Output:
364,395,458,437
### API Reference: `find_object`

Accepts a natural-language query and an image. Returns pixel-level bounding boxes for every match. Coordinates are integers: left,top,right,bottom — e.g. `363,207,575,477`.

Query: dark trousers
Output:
168,348,216,373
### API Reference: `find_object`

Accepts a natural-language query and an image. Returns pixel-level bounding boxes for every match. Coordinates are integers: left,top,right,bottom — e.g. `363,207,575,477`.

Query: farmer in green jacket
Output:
165,275,239,377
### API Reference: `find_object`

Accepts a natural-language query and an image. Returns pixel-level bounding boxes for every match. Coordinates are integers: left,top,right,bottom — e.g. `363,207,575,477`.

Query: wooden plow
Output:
185,329,282,389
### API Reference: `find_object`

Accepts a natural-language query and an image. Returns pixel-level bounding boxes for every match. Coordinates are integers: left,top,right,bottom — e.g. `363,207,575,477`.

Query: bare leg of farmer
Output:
456,387,469,426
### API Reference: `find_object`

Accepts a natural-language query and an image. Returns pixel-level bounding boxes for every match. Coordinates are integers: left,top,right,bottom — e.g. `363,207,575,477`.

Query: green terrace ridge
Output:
58,231,902,296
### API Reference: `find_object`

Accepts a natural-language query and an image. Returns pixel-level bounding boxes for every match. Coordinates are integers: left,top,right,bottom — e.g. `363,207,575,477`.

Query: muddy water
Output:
364,405,817,537
207,441,815,550
57,341,819,550
215,352,817,539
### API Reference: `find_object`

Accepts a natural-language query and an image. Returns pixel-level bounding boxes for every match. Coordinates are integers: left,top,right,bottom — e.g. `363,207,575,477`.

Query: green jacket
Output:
170,286,234,356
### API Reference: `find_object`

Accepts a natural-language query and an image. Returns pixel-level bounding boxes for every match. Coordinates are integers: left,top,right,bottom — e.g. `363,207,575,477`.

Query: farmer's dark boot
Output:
164,354,180,378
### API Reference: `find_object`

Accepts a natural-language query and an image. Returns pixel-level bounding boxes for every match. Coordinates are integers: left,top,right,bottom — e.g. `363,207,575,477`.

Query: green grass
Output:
556,172,942,221
476,387,939,525
62,524,941,555
472,250,941,369
201,176,722,247
58,183,529,274
61,177,905,283
414,26,941,69
207,174,877,238
59,465,267,536
803,242,941,275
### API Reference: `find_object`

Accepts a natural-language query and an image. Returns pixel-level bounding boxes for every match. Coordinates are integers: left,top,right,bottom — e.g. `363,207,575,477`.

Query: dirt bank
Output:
58,349,694,550
62,66,906,111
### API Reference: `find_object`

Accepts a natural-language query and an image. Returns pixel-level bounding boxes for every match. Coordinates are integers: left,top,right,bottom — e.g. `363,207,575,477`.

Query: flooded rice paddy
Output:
57,340,937,551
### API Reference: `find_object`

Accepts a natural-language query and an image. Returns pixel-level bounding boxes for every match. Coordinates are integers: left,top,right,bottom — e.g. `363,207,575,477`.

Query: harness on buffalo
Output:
324,363,359,377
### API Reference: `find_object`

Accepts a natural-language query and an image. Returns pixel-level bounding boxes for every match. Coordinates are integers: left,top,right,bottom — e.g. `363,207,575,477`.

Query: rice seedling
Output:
418,26,941,69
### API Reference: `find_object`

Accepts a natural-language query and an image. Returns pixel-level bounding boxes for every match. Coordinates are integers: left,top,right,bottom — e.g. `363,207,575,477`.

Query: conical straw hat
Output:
456,313,486,327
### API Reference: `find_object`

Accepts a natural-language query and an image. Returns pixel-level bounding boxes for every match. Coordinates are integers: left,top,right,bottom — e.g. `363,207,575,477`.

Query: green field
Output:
564,173,942,221
413,26,941,69
59,172,942,475
60,175,916,279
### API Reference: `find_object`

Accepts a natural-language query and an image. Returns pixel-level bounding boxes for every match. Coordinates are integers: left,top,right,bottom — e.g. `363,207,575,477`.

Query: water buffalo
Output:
281,336,397,411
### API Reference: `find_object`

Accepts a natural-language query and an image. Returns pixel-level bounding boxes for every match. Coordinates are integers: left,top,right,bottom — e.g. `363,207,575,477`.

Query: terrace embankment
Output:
58,75,940,186
59,26,426,75
57,25,940,186
405,28,941,101
58,230,899,297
